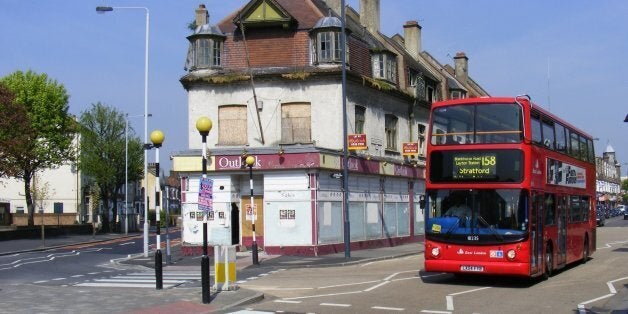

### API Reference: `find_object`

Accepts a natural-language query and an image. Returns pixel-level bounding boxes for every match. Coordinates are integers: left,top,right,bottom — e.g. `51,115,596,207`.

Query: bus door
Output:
556,195,567,267
530,192,545,276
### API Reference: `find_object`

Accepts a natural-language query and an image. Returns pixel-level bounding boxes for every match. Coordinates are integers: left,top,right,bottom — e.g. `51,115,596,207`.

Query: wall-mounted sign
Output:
348,134,367,150
402,142,418,156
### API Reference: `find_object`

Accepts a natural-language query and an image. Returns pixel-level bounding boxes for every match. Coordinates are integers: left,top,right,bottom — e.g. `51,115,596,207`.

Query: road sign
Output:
198,178,213,212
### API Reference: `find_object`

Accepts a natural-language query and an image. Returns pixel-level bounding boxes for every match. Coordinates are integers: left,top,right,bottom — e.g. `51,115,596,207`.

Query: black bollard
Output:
155,249,163,289
201,254,210,303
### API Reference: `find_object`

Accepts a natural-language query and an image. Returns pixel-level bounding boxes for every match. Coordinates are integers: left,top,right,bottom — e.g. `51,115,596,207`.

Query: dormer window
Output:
373,52,397,83
185,24,225,71
196,38,222,68
317,31,341,62
310,15,348,65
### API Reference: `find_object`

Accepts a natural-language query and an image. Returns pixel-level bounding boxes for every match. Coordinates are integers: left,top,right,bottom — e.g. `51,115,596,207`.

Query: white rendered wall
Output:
0,164,81,215
262,171,313,246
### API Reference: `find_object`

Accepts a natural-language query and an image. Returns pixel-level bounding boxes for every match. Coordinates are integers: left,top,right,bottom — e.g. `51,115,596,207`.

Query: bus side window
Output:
531,115,543,144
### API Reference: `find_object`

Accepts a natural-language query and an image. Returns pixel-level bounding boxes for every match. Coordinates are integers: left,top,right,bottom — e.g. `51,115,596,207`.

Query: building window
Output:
195,38,222,68
282,103,311,144
319,31,340,62
54,202,63,214
355,106,365,134
426,85,435,103
311,30,348,65
418,123,427,156
385,114,398,150
450,90,465,99
373,53,397,83
218,105,247,145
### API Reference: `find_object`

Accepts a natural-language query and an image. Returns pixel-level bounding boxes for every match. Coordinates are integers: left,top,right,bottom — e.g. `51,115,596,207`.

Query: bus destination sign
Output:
452,153,497,179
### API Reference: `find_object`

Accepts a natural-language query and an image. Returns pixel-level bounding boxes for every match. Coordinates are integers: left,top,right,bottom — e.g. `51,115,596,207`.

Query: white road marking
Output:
384,270,418,281
577,276,628,313
372,306,404,311
284,290,362,300
273,300,302,304
420,310,451,314
320,303,351,307
363,280,390,292
118,242,135,246
319,280,380,289
75,283,175,288
33,280,48,284
447,287,491,311
70,274,84,278
51,277,66,281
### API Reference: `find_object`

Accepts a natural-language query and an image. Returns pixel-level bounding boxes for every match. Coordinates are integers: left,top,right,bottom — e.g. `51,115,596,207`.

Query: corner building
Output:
174,0,488,255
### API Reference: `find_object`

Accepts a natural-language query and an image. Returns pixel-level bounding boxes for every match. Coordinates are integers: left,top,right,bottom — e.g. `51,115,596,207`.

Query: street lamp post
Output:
125,113,150,235
96,5,151,257
150,130,164,290
196,116,212,304
245,156,259,265
340,0,351,258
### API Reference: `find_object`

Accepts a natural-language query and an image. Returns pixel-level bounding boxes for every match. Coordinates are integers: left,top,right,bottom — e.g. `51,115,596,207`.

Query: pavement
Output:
0,229,424,313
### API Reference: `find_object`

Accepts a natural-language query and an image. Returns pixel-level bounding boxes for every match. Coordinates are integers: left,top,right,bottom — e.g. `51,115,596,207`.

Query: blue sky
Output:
1,1,627,174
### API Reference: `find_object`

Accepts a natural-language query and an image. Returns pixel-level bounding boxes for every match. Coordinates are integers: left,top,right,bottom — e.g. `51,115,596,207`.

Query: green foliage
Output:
0,83,33,178
0,70,75,226
78,103,144,232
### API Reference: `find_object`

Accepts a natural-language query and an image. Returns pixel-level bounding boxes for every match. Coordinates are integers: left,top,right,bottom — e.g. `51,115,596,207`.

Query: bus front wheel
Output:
582,238,590,264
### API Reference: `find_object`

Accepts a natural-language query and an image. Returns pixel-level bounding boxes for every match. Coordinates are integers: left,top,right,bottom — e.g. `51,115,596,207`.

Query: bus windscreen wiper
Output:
477,214,503,242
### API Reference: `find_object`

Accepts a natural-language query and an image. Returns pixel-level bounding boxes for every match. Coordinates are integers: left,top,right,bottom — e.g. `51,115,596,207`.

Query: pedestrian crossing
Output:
74,271,201,289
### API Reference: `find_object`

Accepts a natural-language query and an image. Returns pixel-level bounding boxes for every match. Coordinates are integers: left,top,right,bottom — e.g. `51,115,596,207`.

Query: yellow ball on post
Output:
196,116,212,134
150,130,165,146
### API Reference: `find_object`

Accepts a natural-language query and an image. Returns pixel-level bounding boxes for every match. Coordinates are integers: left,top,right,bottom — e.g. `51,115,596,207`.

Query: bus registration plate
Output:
460,265,484,272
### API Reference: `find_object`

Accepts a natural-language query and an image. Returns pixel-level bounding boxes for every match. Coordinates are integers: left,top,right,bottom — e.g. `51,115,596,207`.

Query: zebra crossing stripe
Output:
75,283,177,288
74,272,200,288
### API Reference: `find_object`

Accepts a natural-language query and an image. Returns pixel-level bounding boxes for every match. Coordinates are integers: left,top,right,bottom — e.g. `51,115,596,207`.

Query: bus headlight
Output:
431,247,441,257
507,249,516,260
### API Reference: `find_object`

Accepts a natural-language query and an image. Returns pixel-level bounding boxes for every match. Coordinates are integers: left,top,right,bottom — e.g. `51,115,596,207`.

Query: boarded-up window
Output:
281,103,311,143
218,105,247,145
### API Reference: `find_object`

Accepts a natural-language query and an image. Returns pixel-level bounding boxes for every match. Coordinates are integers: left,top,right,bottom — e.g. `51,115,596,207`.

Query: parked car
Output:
596,208,606,226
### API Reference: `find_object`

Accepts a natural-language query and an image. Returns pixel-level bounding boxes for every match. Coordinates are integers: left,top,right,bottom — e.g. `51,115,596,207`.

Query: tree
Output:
0,70,75,226
0,83,33,178
78,103,144,232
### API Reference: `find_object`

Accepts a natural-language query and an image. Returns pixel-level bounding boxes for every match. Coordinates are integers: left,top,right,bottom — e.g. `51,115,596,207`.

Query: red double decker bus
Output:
423,95,596,278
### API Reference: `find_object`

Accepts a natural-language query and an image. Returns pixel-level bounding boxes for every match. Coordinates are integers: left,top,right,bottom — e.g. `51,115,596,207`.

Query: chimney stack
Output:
325,0,342,15
403,21,422,60
454,52,468,85
195,4,208,27
360,0,380,33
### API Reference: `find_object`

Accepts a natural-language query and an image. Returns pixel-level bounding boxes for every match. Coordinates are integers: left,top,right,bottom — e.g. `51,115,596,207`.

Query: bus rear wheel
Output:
544,246,553,279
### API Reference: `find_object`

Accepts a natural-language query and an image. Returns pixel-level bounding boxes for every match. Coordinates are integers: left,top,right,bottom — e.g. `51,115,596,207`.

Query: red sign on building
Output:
402,142,419,156
348,134,367,150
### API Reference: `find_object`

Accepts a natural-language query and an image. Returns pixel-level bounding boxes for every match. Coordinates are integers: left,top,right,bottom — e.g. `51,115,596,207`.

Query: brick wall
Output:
12,213,77,226
225,29,310,69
